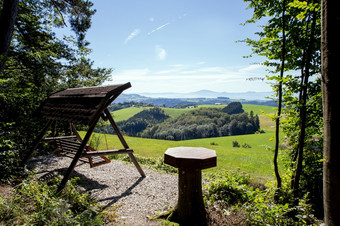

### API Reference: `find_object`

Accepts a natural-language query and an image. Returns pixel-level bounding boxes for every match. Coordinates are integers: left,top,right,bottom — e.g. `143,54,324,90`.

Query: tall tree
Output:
0,0,111,178
290,0,319,200
0,0,19,73
273,0,287,197
243,0,322,211
321,0,340,224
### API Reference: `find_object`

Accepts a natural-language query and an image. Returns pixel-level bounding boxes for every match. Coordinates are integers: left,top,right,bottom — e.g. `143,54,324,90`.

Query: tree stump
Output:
164,147,217,226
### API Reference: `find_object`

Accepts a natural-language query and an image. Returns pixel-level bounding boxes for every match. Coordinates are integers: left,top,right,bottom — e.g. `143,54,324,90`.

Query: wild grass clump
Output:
204,170,252,208
203,170,319,225
0,176,103,225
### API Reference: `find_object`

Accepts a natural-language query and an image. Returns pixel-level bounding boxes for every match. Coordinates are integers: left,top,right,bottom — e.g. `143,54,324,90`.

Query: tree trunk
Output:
273,0,287,198
0,0,19,74
321,0,340,225
292,8,317,200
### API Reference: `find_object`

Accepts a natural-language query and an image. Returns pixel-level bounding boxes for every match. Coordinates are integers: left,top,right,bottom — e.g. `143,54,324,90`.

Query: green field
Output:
82,129,277,183
111,104,276,122
87,103,278,183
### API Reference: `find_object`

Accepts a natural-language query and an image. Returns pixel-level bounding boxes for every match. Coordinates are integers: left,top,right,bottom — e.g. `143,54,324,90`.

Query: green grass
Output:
111,107,150,122
161,107,193,118
97,103,278,183
111,104,276,122
82,128,277,183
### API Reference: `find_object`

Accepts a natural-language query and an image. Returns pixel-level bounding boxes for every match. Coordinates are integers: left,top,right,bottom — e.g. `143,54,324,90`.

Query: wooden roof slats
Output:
48,82,131,98
39,83,131,125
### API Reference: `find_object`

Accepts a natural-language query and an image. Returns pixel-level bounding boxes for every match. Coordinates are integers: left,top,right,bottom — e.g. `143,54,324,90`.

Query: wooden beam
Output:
104,108,146,177
57,114,100,192
43,135,77,142
82,148,133,157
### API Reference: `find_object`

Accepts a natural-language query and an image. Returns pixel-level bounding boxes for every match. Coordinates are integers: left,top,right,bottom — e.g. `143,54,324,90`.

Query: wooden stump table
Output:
164,147,217,226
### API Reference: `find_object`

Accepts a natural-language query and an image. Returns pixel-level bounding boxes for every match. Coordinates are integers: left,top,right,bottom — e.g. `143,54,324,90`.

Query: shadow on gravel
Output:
98,177,145,209
29,155,109,191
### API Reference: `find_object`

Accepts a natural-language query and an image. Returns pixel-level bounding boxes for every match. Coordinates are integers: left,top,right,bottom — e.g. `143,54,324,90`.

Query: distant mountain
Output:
115,90,276,107
139,90,273,100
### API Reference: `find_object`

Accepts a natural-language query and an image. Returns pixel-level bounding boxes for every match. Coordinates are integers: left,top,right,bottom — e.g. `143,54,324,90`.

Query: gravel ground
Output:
28,155,178,225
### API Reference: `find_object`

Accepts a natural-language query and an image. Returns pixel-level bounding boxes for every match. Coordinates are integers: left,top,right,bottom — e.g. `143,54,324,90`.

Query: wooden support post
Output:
57,118,99,192
70,123,82,142
104,109,146,177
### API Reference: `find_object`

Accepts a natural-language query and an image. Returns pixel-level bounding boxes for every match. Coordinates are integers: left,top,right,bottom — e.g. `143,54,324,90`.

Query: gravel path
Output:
29,155,178,225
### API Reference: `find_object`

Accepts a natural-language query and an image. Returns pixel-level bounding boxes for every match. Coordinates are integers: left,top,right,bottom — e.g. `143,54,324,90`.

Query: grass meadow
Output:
81,104,279,184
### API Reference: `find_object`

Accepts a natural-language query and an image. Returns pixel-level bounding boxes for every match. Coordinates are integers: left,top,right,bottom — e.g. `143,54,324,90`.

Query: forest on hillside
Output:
98,102,261,141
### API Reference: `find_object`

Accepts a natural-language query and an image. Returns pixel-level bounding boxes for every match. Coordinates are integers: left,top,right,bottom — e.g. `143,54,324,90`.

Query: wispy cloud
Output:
106,63,270,93
148,22,170,35
155,45,167,60
124,29,141,44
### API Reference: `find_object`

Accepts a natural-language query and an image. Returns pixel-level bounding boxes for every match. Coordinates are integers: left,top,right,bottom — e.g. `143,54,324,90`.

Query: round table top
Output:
164,147,217,169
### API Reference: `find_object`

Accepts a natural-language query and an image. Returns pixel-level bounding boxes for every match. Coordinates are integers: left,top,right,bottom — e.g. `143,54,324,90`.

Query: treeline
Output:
101,103,261,141
107,102,154,111
96,107,169,135
140,108,260,140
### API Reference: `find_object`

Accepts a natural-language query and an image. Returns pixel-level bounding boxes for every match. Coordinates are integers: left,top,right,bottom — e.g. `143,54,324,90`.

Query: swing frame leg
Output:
104,109,146,177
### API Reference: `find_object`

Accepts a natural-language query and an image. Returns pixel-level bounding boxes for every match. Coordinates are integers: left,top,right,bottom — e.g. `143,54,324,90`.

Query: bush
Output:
0,177,103,225
204,170,252,208
203,169,319,225
242,143,252,148
0,123,22,182
244,191,316,225
222,102,244,115
232,140,240,147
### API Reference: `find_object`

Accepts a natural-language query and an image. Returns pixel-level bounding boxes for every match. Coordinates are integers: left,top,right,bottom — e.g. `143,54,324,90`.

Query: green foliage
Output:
0,123,23,182
138,107,261,140
204,170,318,225
232,140,240,147
222,102,244,114
113,107,170,136
243,0,323,218
204,170,252,208
244,181,317,225
0,0,112,178
0,177,103,225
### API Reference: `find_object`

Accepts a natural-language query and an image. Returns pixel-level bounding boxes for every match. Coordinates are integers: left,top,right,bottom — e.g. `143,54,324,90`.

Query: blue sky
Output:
83,0,271,94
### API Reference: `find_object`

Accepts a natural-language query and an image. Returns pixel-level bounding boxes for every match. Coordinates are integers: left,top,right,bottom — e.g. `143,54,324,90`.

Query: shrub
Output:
222,102,244,115
0,123,22,182
0,177,103,225
232,140,240,147
204,170,252,208
242,143,252,148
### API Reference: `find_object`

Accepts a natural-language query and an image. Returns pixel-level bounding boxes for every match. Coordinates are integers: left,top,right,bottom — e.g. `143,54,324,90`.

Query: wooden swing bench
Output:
25,82,145,191
44,135,114,168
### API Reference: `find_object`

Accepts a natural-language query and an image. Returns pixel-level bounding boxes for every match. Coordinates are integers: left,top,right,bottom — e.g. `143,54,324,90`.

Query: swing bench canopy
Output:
39,82,132,126
28,82,145,191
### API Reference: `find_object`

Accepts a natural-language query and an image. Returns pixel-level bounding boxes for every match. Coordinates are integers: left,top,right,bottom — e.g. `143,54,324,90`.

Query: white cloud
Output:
238,64,265,73
149,17,154,22
155,45,167,60
104,63,271,93
148,22,170,35
124,29,141,44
